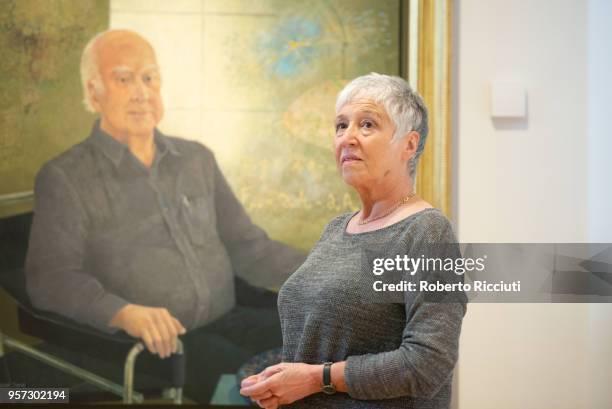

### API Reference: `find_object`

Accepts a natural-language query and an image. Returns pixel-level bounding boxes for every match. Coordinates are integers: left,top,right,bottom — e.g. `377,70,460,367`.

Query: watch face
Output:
322,384,336,395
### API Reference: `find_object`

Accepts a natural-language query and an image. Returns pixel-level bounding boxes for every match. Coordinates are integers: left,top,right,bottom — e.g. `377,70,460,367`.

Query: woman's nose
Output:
341,124,359,145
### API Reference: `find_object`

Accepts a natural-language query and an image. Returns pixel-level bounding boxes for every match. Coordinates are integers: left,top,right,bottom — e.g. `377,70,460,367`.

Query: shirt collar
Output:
154,127,181,157
89,120,181,168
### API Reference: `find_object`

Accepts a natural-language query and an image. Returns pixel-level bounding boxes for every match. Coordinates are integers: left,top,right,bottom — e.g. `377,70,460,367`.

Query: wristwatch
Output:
321,362,336,395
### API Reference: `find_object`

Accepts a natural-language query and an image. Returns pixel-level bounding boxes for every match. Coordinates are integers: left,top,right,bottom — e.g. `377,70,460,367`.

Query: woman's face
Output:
334,98,409,190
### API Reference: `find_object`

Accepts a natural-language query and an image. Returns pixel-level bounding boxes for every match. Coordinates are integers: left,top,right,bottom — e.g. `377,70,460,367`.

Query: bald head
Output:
80,30,158,113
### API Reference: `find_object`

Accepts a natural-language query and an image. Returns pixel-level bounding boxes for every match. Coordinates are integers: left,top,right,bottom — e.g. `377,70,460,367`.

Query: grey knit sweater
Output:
278,208,467,408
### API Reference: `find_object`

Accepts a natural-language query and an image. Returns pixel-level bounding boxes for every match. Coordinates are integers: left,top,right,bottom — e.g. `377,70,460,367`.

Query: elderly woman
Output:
240,73,466,409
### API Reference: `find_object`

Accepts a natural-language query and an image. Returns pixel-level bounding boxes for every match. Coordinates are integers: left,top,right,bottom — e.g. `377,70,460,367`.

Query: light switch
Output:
490,82,526,118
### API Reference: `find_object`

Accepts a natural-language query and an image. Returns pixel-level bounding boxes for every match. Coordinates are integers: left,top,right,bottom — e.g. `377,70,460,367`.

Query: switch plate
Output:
490,82,526,118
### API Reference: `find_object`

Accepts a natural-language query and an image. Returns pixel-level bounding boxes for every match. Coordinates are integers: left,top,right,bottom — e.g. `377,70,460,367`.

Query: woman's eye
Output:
361,120,374,129
335,123,347,132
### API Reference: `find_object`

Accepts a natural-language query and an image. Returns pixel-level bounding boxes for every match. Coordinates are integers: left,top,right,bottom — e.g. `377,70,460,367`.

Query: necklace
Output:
357,192,417,225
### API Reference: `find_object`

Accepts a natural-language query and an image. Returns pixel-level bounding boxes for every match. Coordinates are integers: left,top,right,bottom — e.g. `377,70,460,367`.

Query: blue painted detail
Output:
259,17,322,78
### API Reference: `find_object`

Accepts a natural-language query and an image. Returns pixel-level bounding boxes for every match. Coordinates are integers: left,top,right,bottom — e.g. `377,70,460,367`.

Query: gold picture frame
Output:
403,0,453,218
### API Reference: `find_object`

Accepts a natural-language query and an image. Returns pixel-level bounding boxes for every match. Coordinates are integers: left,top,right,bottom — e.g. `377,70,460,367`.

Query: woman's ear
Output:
400,131,420,161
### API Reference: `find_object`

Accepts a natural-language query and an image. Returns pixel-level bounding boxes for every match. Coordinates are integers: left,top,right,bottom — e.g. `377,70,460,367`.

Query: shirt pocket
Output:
180,194,217,246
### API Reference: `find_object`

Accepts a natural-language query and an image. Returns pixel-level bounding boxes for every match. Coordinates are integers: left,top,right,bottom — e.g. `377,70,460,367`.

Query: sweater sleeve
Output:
344,215,467,400
25,163,128,333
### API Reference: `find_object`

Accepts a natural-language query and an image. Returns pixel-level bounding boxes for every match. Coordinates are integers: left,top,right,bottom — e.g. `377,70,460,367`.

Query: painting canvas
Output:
0,0,405,405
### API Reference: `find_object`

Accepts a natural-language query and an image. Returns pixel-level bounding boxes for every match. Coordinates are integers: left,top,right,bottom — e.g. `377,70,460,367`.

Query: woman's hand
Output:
239,362,322,409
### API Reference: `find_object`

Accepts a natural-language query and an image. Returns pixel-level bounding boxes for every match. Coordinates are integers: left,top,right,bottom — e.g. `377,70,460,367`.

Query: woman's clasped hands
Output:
239,362,322,409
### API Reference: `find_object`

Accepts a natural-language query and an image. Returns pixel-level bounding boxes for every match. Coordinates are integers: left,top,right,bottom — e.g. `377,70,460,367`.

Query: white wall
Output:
586,4,612,242
587,304,612,409
454,0,606,408
456,0,588,244
586,1,612,408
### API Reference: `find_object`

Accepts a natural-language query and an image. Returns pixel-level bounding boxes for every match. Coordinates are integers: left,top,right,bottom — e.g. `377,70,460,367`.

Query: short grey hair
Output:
80,31,107,113
335,73,429,177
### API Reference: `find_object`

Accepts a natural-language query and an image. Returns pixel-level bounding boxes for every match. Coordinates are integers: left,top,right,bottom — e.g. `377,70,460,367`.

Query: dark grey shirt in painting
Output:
278,209,467,409
25,122,304,333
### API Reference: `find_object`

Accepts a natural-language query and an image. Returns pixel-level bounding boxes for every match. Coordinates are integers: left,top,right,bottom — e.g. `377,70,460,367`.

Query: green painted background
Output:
0,0,109,217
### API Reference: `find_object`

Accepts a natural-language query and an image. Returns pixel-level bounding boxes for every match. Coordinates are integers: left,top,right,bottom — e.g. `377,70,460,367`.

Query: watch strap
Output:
323,362,333,386
321,362,336,395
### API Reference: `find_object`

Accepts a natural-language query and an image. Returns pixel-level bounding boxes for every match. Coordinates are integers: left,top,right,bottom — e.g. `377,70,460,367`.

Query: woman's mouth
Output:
341,154,363,164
